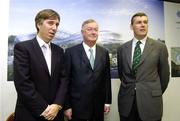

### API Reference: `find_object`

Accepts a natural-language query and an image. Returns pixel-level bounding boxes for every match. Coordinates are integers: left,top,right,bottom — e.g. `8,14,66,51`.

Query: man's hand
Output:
64,108,72,120
104,104,110,114
41,104,62,120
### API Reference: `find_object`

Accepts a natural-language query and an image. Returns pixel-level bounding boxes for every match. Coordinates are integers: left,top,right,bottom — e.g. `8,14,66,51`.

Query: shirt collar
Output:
36,35,51,47
133,36,147,45
82,42,96,51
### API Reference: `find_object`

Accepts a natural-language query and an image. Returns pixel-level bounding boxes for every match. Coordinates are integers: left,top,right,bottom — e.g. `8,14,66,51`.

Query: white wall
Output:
163,2,180,121
0,0,13,121
0,1,180,121
0,1,17,121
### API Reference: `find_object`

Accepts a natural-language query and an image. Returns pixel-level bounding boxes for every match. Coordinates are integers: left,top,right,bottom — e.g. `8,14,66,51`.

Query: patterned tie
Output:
132,41,141,75
89,48,94,69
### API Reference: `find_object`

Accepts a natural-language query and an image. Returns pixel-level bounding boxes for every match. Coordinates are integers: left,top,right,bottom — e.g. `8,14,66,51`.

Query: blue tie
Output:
89,48,94,69
132,41,141,75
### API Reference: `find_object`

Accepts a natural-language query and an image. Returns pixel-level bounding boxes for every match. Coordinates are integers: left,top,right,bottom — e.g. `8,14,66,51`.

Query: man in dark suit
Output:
117,12,170,121
64,19,112,121
13,9,67,121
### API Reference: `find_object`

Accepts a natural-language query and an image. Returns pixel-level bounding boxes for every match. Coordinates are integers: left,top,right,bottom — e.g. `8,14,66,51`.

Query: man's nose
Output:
52,24,57,30
92,29,98,33
141,22,146,27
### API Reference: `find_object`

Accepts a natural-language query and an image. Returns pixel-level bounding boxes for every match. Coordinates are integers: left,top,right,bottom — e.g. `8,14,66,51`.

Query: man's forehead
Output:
84,22,98,27
134,16,148,20
44,18,60,22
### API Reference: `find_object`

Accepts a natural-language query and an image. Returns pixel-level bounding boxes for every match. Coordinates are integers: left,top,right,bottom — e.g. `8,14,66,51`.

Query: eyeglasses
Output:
84,27,98,32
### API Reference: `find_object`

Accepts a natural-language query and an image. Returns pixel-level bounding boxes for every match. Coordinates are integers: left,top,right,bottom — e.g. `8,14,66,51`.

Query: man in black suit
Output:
14,9,67,121
64,19,112,121
117,12,170,121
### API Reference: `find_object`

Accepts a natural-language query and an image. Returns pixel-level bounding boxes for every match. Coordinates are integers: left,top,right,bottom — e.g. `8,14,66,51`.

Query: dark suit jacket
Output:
64,43,112,119
117,37,169,121
13,38,67,121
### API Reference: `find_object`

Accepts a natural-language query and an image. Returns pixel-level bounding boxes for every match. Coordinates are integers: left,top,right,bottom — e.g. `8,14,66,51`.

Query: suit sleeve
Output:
14,43,48,117
53,48,68,106
104,50,112,104
63,49,72,110
158,43,170,93
117,46,123,80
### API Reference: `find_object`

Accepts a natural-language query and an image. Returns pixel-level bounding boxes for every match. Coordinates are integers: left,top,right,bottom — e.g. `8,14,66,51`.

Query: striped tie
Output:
132,41,141,75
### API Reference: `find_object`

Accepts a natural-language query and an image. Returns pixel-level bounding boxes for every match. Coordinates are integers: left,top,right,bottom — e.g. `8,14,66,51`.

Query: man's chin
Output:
90,38,97,41
48,36,54,40
138,33,147,37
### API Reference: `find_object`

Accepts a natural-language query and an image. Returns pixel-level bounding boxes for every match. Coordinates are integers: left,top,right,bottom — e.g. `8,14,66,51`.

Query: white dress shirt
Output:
131,36,147,64
83,42,96,60
36,35,51,75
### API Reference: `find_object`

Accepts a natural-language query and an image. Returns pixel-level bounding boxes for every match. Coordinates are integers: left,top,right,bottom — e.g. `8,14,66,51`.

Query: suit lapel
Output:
139,38,154,65
51,43,56,76
94,45,101,70
125,40,133,69
32,38,50,76
79,44,92,70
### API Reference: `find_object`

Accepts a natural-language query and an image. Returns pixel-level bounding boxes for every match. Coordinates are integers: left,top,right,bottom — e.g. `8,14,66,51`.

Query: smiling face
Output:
131,15,148,40
81,20,99,47
37,18,59,43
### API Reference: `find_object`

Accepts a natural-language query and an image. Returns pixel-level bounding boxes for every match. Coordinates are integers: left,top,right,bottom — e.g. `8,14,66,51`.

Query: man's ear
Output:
130,24,133,30
81,29,83,34
37,22,42,30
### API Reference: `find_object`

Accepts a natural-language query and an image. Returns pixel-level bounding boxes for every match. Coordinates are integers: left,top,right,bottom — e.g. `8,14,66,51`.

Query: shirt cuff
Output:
105,104,110,107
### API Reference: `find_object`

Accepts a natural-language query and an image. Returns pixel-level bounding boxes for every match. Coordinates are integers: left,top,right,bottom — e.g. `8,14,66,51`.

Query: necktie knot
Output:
136,41,141,46
42,44,50,52
42,44,47,54
44,43,50,49
89,48,93,53
42,44,46,49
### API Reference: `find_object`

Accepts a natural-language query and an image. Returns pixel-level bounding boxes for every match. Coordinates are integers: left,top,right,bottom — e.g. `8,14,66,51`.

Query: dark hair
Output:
131,12,148,25
35,9,60,32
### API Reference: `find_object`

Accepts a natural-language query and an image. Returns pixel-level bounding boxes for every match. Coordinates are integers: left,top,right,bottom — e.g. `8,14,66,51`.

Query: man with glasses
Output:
64,19,112,121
